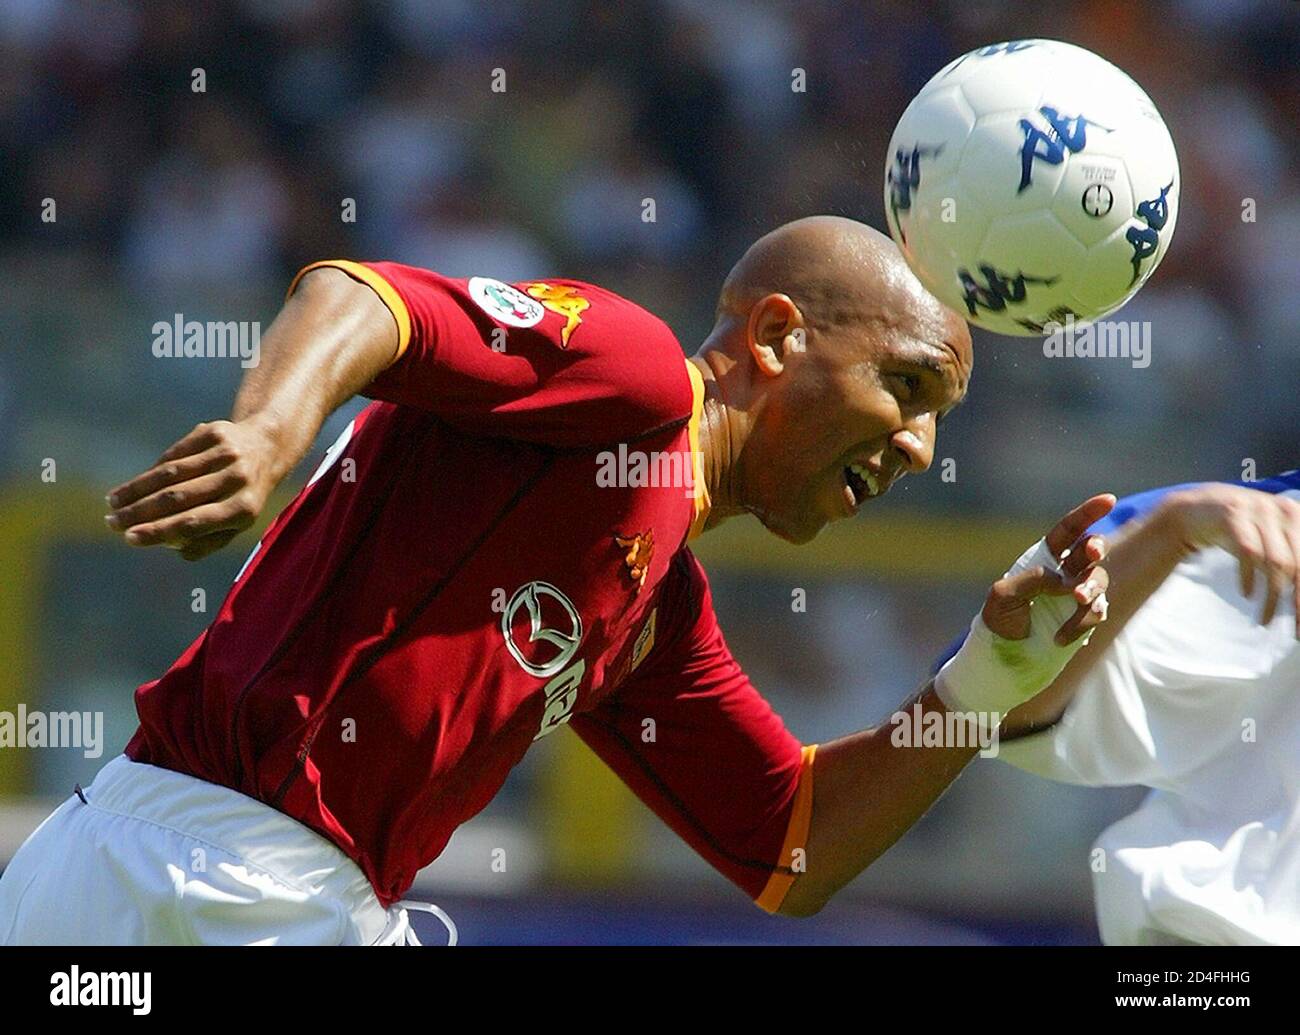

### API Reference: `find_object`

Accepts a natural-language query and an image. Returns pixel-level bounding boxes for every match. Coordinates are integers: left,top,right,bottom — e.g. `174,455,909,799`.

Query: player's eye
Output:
889,372,922,400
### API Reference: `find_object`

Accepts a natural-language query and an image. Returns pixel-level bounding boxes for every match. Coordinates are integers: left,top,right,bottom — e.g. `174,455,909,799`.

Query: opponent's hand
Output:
105,418,283,561
1157,483,1300,634
936,493,1116,716
982,492,1115,647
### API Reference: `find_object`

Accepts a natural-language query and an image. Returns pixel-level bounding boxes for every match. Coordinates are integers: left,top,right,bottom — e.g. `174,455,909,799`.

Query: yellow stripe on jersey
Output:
287,260,412,365
754,743,818,914
685,359,711,540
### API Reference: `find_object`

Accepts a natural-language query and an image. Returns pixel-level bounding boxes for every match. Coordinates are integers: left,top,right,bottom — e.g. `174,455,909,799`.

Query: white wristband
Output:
934,538,1099,716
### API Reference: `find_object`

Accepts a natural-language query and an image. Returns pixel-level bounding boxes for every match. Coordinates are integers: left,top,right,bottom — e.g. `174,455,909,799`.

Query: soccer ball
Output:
883,39,1179,336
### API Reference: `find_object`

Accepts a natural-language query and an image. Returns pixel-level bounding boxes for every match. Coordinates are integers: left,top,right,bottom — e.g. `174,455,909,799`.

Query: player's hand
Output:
981,493,1115,647
1157,483,1300,634
935,493,1116,716
104,418,282,561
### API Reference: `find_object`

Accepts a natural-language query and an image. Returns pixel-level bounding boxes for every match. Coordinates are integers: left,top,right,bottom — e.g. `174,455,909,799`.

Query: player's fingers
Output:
1226,513,1264,602
983,566,1065,640
1044,494,1116,560
1068,561,1109,607
998,565,1072,603
107,443,236,511
1053,597,1107,647
1059,533,1106,581
122,496,258,548
1055,566,1109,646
1279,512,1300,634
156,422,228,465
1256,506,1299,628
1255,514,1286,626
1261,580,1281,628
178,529,241,562
1280,500,1300,638
109,467,247,532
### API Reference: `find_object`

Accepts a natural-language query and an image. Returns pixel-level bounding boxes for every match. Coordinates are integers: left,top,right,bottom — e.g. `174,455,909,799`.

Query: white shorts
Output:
0,755,433,945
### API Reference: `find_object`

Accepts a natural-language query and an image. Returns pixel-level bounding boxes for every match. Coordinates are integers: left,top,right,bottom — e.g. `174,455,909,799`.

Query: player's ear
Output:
746,293,805,376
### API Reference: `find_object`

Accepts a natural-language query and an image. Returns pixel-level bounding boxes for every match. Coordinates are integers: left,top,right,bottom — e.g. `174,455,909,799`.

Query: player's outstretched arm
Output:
780,485,1300,916
105,267,399,560
778,495,1114,916
1001,482,1300,737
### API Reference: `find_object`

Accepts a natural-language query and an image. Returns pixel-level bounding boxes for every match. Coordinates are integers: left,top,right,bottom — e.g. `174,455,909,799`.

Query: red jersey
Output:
126,261,814,911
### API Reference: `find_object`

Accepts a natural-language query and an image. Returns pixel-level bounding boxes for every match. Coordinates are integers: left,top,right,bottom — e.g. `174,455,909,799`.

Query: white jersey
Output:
995,473,1300,945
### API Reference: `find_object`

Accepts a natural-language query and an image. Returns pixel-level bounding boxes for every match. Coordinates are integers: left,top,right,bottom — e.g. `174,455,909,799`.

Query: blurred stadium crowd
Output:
2,0,1298,493
0,0,1297,942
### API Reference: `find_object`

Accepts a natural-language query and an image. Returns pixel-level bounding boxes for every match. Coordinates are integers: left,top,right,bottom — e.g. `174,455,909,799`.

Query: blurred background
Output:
0,0,1297,944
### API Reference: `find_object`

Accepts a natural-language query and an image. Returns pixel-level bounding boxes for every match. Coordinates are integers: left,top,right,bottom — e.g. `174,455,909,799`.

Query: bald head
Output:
717,215,970,371
695,216,974,543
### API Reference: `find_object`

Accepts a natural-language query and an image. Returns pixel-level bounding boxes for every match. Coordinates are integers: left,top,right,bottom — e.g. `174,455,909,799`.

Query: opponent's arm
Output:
779,495,1113,916
780,484,1300,916
105,268,399,559
1001,483,1300,738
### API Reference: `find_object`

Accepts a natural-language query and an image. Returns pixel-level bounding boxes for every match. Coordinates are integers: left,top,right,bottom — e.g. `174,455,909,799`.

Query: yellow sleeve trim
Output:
754,743,817,914
684,358,711,540
287,260,412,365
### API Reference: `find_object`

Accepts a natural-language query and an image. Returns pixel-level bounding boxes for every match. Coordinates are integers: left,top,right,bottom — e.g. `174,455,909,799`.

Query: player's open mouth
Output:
843,463,881,507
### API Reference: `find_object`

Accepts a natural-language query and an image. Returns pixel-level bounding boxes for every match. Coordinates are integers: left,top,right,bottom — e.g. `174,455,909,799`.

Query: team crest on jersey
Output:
468,276,545,328
614,530,655,589
526,282,589,347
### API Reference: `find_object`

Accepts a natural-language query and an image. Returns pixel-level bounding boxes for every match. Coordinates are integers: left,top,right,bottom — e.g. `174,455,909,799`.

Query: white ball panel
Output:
883,38,1180,336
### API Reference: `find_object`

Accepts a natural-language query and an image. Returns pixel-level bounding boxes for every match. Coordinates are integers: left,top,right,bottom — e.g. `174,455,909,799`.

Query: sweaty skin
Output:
104,216,1298,918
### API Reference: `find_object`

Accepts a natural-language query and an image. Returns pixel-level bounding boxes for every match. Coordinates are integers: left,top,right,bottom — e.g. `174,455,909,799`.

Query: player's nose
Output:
892,417,934,474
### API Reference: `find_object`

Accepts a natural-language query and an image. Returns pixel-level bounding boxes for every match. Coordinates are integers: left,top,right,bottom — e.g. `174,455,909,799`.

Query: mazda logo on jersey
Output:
501,581,582,677
501,581,588,740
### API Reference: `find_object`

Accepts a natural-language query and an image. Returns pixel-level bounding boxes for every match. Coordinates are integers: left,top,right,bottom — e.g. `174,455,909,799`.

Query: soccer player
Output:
984,471,1300,945
1,217,1294,944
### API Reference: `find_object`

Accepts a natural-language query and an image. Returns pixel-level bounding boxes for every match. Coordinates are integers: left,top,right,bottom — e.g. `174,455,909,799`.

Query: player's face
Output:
743,322,969,543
